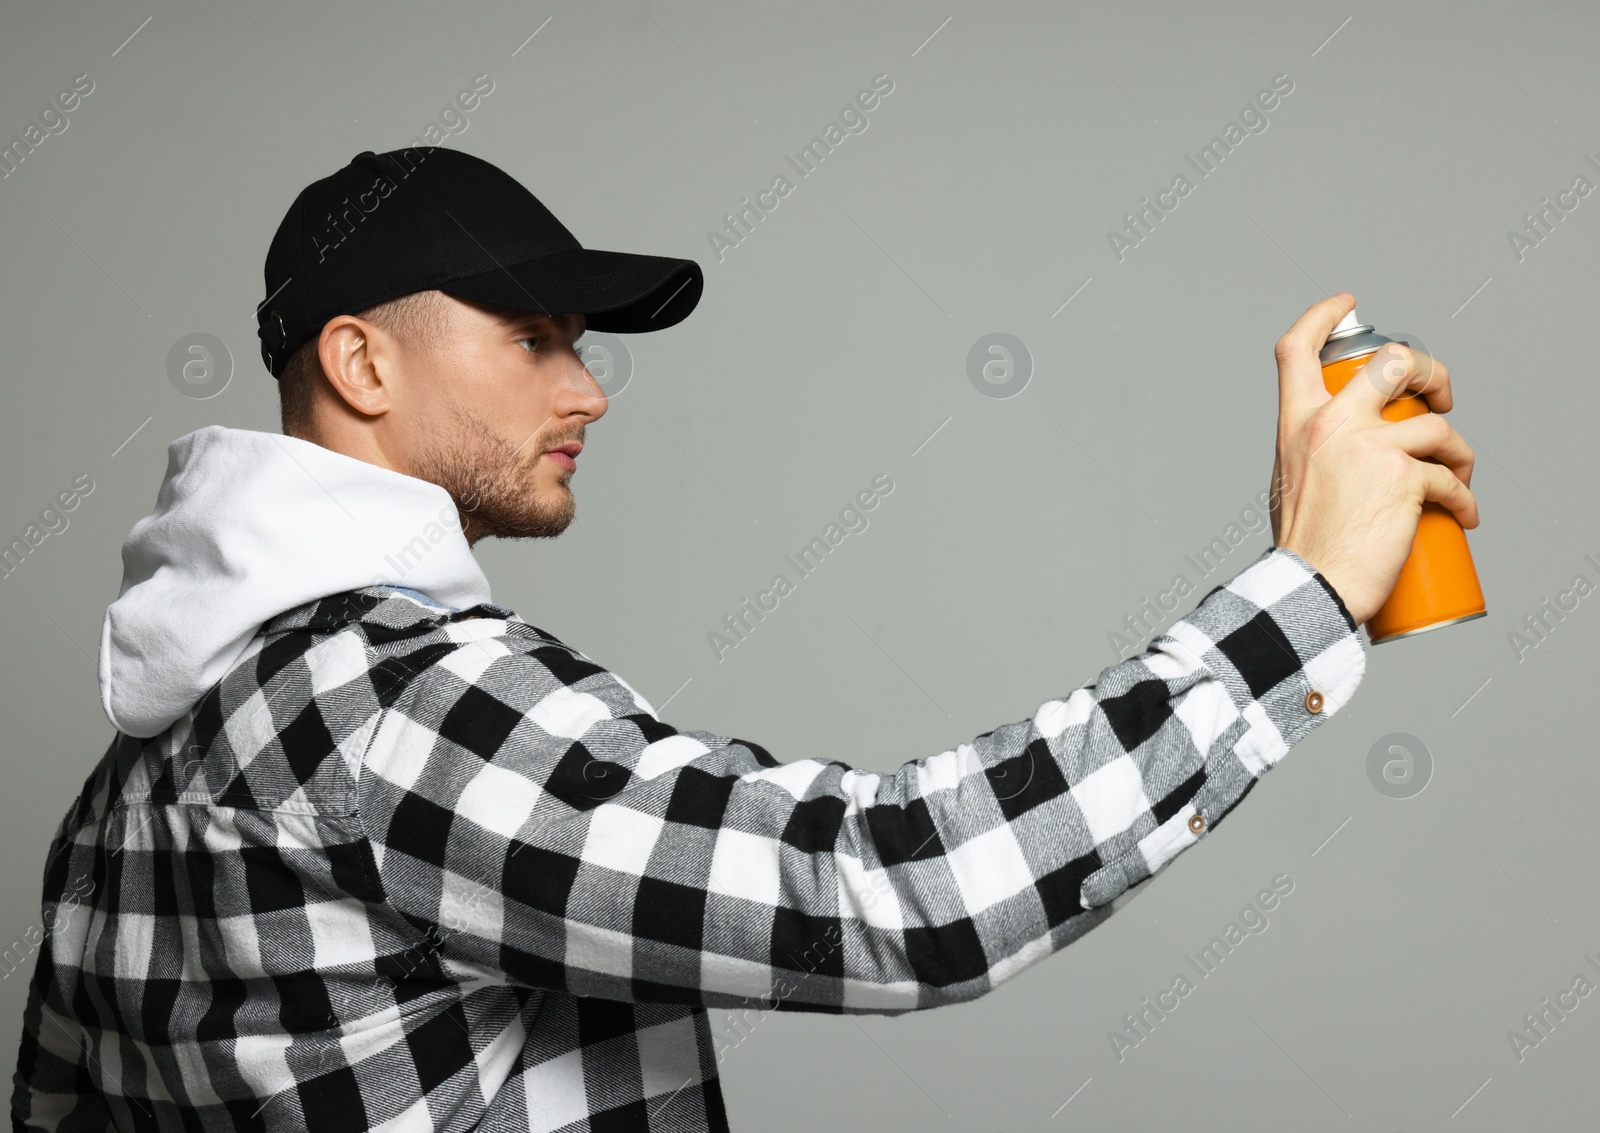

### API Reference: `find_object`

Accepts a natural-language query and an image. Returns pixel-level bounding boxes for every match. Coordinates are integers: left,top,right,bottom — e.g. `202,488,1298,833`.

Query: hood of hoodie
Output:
99,425,493,739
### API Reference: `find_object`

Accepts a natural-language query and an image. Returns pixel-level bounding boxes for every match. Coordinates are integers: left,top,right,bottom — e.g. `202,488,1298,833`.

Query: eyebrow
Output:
501,311,586,336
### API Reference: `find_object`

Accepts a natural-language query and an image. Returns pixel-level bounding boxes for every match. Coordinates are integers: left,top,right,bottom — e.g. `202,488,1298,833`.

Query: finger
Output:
1341,343,1453,414
1386,412,1475,489
1403,348,1452,413
1275,292,1356,407
1376,344,1452,412
1416,460,1480,529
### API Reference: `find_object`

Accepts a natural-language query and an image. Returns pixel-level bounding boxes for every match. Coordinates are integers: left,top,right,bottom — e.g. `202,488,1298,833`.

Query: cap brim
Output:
437,246,703,332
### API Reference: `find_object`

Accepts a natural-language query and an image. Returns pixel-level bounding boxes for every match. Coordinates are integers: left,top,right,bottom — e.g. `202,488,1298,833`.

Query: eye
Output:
516,336,586,363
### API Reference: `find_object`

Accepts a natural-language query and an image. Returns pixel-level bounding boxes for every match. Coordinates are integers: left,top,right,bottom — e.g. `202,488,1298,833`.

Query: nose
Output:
566,346,608,423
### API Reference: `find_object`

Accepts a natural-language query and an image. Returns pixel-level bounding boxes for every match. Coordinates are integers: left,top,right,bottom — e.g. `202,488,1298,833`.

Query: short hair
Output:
277,289,451,438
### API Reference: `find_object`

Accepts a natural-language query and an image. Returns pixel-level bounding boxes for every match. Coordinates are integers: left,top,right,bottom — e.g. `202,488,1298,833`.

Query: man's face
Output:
395,296,604,546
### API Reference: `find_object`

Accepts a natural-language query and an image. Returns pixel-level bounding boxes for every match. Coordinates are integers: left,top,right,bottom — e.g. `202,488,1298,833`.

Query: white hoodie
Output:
99,425,493,739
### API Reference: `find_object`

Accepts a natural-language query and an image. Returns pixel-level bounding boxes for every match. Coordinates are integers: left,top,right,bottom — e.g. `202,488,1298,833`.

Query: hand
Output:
1267,293,1478,627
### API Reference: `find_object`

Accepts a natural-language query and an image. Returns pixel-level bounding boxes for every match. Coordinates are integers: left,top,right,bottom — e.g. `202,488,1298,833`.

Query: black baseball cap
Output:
257,146,703,377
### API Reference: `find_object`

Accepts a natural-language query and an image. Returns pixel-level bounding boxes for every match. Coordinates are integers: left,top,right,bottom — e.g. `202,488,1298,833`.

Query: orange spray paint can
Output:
1318,310,1487,644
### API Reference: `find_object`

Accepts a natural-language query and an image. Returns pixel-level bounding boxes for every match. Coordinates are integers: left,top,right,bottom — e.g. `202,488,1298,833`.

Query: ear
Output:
316,314,394,418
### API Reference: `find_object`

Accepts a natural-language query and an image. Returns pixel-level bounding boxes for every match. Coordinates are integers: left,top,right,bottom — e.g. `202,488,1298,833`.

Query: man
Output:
12,146,1476,1132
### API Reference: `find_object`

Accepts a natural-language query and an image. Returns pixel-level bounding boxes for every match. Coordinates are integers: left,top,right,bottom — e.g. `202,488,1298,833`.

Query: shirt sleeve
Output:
355,545,1364,1015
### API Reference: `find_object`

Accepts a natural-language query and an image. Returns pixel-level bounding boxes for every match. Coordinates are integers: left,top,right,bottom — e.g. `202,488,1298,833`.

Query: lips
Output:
542,441,582,472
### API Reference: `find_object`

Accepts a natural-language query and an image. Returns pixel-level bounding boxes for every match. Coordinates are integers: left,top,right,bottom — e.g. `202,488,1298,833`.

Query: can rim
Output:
1368,609,1488,644
1320,328,1399,366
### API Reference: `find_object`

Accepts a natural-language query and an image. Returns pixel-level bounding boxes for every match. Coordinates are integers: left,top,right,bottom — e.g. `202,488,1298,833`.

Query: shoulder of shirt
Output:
258,585,577,652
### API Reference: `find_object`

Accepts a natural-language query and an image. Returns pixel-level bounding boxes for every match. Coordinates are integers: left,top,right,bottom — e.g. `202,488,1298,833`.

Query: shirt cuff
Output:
1161,545,1366,775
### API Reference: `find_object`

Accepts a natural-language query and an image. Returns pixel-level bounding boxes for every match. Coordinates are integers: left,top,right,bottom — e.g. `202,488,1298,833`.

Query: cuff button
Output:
1188,813,1206,834
1305,689,1325,714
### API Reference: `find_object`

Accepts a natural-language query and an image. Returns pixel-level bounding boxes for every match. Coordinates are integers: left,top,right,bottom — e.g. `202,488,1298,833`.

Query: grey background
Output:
1,0,1593,1128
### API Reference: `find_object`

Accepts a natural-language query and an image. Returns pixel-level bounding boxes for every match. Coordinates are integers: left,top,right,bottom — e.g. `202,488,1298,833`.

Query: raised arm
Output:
354,544,1362,1015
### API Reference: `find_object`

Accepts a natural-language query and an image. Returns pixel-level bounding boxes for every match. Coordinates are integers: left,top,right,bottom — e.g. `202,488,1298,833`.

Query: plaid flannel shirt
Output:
12,544,1363,1132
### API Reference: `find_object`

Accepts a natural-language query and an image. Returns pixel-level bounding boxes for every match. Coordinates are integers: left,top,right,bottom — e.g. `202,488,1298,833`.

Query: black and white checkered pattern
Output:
12,545,1362,1131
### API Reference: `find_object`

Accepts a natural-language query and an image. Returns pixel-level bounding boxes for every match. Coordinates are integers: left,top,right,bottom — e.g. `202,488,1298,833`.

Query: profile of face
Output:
323,294,605,547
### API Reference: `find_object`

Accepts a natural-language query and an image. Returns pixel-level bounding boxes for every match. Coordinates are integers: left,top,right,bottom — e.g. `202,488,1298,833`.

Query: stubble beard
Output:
411,400,577,544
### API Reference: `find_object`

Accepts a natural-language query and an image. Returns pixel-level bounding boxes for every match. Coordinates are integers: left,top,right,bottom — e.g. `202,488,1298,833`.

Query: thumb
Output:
1275,292,1356,409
